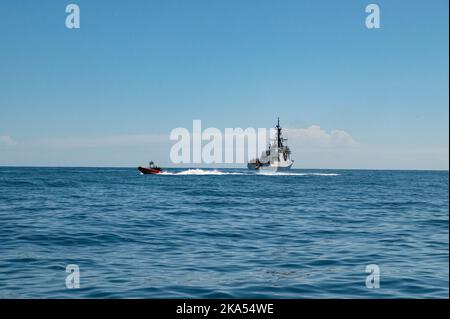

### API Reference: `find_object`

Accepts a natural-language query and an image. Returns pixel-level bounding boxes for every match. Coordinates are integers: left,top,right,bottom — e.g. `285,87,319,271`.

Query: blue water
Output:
0,167,448,298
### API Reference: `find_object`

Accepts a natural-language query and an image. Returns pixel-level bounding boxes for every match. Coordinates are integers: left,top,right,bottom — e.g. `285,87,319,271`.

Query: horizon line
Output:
0,165,448,172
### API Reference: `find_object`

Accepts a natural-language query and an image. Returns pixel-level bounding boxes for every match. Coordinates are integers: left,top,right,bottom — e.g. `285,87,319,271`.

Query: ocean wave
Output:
0,167,448,298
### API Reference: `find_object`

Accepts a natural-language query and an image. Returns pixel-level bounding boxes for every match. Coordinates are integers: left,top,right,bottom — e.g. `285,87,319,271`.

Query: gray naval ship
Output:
247,118,294,171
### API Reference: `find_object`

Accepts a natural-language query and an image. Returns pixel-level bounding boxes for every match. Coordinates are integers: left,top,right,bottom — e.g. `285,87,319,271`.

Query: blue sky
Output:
0,0,448,169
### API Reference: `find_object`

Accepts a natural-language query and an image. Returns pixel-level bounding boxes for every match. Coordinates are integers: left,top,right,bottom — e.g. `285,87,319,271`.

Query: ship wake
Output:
157,169,339,176
257,171,340,176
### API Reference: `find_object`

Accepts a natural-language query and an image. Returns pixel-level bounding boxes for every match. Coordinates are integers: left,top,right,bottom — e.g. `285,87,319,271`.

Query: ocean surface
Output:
0,167,448,298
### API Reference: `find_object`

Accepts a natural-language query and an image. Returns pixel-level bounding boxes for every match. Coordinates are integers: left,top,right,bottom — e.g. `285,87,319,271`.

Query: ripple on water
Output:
0,168,448,298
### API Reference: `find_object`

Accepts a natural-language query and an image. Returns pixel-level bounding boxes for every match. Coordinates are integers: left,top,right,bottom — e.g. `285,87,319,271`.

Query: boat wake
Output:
160,169,245,175
156,169,339,176
257,172,340,176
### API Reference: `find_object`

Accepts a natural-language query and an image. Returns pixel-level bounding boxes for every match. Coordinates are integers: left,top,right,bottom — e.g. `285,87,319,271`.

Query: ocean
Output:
0,167,448,298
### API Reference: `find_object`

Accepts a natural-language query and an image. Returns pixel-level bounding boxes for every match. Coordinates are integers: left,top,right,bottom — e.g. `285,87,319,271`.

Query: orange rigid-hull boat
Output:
138,166,163,174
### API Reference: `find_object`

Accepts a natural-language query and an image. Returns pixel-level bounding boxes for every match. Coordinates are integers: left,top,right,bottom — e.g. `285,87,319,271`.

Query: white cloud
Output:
285,125,358,147
0,135,17,146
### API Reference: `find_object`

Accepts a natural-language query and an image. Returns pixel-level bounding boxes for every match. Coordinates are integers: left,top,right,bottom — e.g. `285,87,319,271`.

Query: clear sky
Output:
0,0,448,169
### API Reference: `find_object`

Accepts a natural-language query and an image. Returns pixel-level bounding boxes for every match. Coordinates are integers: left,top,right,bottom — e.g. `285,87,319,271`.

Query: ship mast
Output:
276,117,283,148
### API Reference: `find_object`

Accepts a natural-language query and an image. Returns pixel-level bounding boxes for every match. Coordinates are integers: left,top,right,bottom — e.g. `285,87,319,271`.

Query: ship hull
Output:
247,162,293,171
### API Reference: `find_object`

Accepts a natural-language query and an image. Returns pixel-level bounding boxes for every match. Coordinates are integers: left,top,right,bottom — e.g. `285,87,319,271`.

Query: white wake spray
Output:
160,169,244,175
156,169,340,176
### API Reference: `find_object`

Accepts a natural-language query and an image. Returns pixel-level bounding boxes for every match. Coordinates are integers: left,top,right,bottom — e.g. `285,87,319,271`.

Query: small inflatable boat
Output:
138,161,163,174
138,166,163,174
